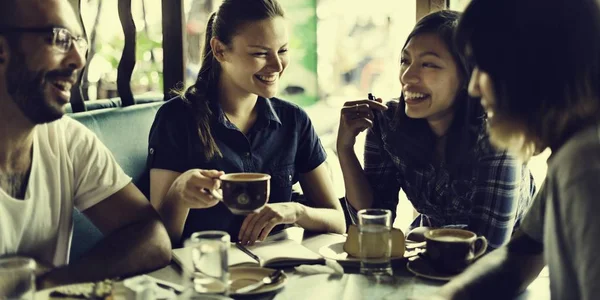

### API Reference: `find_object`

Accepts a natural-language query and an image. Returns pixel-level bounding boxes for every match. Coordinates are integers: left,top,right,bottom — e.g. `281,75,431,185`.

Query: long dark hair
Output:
455,0,600,157
181,0,285,160
391,10,484,173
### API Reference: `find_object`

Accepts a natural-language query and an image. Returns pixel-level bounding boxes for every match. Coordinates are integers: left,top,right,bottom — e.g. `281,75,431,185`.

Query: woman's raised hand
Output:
336,98,388,151
168,169,225,209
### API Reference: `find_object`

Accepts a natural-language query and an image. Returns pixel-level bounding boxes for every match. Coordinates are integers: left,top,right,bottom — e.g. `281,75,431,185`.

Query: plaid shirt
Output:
345,102,535,249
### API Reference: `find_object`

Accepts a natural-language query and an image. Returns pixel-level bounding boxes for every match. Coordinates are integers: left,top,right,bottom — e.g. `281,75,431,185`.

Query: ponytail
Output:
182,12,222,160
179,0,286,160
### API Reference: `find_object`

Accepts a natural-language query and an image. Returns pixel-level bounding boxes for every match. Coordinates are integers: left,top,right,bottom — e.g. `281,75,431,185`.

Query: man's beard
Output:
6,49,74,124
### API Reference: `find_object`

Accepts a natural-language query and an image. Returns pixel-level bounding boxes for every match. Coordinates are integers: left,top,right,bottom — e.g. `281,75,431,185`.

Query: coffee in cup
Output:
211,173,270,215
423,228,488,274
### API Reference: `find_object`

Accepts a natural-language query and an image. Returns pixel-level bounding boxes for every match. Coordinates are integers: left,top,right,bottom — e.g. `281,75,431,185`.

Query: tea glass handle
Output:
472,236,488,259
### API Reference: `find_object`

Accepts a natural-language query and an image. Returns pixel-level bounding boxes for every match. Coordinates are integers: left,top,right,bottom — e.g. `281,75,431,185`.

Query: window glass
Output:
81,0,163,101
317,0,416,101
449,0,470,11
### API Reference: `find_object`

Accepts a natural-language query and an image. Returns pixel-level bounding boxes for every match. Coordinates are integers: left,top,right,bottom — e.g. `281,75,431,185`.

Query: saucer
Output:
406,256,456,281
230,267,287,295
318,242,405,264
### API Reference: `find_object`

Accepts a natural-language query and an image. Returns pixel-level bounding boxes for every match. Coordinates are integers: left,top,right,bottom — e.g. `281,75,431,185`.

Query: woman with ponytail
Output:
147,0,345,246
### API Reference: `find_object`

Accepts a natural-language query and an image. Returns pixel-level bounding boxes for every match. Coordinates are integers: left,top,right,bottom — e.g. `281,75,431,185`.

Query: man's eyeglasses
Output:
0,26,88,54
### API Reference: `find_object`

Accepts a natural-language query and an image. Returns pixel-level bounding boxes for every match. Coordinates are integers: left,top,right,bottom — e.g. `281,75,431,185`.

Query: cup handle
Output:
472,236,488,260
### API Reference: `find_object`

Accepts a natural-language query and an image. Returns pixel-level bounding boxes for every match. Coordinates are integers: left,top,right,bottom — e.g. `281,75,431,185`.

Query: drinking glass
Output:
0,257,36,300
357,209,393,276
184,231,230,296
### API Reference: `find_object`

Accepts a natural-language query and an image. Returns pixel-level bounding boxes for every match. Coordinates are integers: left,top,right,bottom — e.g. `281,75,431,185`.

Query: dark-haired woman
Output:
337,10,535,250
147,0,345,246
432,0,600,299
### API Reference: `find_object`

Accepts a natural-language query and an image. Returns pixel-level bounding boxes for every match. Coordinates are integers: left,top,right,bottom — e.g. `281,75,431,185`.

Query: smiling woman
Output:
337,10,536,251
147,0,346,247
400,32,461,128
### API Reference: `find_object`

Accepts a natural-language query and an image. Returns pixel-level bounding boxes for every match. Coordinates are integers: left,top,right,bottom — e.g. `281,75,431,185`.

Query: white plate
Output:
318,242,405,264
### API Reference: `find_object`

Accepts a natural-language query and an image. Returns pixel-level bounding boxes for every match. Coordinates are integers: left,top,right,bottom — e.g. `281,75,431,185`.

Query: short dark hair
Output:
393,10,483,172
0,0,25,55
181,0,285,160
456,0,600,155
0,0,19,28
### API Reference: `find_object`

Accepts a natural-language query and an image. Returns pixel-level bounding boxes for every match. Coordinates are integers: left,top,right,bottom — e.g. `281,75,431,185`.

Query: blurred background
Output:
79,0,414,104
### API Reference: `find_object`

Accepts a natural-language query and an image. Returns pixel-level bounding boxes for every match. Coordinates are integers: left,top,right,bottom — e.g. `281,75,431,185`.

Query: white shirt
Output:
0,116,131,267
521,124,600,300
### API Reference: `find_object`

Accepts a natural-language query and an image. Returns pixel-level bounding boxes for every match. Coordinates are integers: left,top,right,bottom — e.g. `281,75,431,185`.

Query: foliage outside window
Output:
81,0,163,101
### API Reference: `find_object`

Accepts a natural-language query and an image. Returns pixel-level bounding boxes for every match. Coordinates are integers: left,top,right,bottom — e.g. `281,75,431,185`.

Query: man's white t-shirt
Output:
0,116,131,267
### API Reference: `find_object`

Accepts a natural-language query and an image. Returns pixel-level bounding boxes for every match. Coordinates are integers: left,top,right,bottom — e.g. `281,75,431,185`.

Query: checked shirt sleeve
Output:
469,150,524,250
345,127,401,224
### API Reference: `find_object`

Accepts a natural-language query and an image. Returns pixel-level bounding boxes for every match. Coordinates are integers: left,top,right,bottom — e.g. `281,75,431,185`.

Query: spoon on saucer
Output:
234,270,284,294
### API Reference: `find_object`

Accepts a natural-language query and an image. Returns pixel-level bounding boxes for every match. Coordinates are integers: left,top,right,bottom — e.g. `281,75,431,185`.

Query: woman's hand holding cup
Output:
169,169,225,209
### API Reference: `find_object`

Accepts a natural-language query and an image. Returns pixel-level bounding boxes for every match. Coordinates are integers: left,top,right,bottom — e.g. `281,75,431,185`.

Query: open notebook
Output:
173,238,324,273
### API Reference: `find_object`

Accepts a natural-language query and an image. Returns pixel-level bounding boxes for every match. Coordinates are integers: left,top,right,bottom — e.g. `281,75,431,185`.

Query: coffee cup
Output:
423,228,488,274
206,173,271,215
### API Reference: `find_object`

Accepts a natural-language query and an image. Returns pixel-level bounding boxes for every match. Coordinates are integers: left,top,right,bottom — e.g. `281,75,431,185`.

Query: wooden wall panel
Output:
416,0,447,20
117,0,136,106
162,0,186,99
69,0,86,112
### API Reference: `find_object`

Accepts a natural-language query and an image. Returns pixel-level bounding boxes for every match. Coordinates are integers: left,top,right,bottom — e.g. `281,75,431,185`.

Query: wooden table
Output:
147,228,550,300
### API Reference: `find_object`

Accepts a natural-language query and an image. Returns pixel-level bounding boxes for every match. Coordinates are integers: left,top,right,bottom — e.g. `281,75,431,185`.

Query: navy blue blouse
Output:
147,96,326,243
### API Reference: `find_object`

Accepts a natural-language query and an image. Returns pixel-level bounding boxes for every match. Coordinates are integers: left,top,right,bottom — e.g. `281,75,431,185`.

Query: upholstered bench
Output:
68,101,163,262
64,94,164,113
